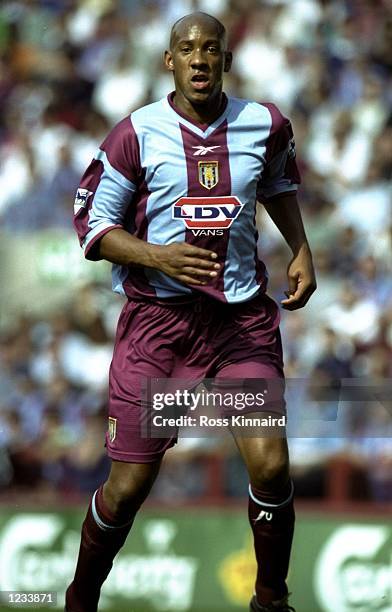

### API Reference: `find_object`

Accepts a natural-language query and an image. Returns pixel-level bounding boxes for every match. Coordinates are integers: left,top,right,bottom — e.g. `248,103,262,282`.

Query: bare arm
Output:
261,193,316,310
99,228,220,287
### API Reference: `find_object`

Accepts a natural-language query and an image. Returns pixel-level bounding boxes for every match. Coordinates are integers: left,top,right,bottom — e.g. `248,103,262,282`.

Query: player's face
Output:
165,21,232,107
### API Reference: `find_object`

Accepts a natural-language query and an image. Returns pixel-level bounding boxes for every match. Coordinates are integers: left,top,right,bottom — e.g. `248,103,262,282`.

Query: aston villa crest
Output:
198,161,219,189
108,417,117,443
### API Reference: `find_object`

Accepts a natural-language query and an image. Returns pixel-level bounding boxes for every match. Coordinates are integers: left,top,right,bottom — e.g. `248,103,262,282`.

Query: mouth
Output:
191,73,210,91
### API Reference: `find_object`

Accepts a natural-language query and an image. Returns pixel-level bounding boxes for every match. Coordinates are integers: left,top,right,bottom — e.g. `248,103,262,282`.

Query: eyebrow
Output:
176,38,221,46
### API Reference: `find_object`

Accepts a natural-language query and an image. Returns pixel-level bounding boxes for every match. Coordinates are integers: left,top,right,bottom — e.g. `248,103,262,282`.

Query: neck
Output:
173,90,225,125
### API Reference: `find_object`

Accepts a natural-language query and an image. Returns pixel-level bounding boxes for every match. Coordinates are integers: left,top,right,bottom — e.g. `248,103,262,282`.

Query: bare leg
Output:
65,459,162,612
231,416,294,606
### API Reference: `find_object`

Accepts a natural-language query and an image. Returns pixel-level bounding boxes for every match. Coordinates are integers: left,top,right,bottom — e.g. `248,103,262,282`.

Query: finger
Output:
282,299,304,311
181,257,221,270
287,273,298,296
281,290,308,307
177,275,208,286
182,266,218,278
281,282,311,302
179,244,219,259
281,286,313,310
281,290,300,304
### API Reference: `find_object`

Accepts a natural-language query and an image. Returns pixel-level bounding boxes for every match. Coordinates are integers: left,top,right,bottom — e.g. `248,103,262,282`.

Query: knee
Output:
249,450,289,491
104,462,160,519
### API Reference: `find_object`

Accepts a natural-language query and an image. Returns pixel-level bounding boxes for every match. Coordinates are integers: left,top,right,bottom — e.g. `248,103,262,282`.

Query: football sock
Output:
65,485,135,612
248,479,295,605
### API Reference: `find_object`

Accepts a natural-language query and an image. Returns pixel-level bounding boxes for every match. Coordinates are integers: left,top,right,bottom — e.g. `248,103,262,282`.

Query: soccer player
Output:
67,12,316,612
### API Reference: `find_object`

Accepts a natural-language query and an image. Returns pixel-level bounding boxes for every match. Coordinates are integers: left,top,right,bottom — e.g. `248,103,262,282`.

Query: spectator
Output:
0,0,390,504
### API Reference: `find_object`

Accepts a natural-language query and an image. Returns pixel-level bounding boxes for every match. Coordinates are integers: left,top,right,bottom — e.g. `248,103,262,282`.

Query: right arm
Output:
73,118,219,287
99,228,220,287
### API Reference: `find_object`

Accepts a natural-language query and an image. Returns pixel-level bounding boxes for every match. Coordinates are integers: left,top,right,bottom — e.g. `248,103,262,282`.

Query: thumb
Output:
286,272,298,297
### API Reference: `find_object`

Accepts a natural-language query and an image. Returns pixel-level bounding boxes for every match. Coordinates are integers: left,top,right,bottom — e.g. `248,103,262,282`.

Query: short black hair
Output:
169,12,227,51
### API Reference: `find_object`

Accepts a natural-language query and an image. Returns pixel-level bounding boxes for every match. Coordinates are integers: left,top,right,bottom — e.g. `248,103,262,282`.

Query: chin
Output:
187,90,214,105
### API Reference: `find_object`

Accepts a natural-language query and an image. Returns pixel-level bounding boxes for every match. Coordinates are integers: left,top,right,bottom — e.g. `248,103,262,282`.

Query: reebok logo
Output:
192,145,221,156
255,510,273,522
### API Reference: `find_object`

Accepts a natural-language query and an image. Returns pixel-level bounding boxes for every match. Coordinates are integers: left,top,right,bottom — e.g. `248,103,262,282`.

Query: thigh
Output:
218,293,284,373
214,293,285,415
107,300,189,463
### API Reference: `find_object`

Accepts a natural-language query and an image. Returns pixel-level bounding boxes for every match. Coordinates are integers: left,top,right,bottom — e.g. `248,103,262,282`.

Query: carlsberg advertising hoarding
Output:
0,509,389,611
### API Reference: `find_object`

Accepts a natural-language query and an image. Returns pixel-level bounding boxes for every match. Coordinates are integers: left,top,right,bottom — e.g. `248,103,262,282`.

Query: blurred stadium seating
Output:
0,2,391,611
0,0,391,513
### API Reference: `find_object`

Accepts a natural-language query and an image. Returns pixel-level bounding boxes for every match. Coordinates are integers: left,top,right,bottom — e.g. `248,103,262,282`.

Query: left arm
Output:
261,192,317,310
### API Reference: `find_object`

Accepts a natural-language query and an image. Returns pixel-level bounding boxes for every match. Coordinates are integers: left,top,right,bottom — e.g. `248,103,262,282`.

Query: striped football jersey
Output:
74,93,300,303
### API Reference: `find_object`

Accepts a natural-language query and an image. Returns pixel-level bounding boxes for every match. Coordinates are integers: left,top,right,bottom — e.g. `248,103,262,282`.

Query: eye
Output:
208,46,219,53
181,47,192,53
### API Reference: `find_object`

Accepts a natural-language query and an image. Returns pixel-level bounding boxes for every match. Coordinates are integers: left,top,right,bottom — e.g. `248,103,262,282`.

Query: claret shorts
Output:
106,291,285,463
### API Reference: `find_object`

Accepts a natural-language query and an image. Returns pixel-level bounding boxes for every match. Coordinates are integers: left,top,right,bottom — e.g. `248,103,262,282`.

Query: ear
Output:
224,51,233,73
164,50,174,72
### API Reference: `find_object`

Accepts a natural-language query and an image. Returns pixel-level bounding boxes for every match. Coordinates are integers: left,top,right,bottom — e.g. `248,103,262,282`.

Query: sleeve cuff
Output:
83,224,123,261
258,183,298,203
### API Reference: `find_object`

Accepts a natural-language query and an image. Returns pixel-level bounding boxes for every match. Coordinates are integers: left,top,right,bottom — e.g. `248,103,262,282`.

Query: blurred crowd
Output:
0,0,391,504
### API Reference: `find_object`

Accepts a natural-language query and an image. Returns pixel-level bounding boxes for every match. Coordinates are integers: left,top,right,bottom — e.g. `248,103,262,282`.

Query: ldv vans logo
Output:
173,196,244,236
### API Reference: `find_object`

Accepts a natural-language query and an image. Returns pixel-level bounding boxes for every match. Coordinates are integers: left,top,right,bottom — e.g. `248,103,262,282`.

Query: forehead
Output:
173,19,223,44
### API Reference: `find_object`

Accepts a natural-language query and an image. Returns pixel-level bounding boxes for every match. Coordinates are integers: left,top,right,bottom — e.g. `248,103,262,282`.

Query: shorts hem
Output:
106,440,177,463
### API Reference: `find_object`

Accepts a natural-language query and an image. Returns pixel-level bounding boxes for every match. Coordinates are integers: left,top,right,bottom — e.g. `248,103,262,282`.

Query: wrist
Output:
290,240,311,257
142,243,162,270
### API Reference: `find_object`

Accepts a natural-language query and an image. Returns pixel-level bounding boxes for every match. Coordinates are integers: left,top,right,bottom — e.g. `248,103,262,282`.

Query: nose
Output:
190,48,207,67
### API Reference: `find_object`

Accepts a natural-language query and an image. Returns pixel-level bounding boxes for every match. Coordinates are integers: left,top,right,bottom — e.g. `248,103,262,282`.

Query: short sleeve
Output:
257,103,301,202
73,117,141,260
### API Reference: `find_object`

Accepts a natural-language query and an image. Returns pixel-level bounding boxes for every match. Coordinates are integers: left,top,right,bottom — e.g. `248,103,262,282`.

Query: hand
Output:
149,242,221,286
281,244,316,310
